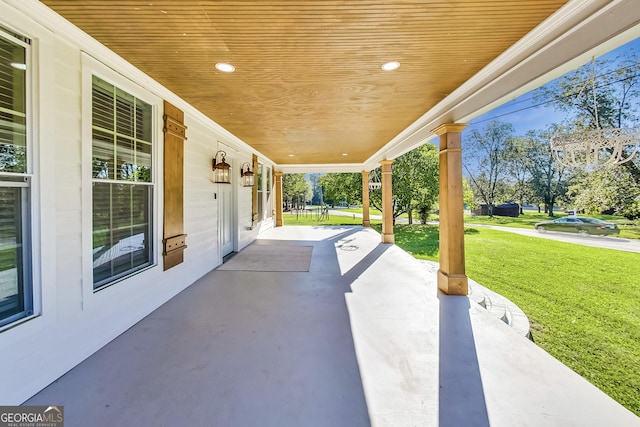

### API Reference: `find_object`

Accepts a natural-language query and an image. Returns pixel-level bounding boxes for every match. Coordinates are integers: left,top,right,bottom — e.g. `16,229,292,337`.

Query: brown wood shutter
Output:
252,153,259,225
162,101,188,270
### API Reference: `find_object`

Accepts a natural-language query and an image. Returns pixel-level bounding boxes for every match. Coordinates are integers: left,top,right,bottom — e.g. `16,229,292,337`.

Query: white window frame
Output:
257,162,264,220
265,165,273,219
0,27,39,331
81,53,162,303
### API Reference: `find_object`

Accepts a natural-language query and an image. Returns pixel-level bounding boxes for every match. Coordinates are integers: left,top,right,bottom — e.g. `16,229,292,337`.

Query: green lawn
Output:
334,207,411,219
325,207,640,239
282,213,381,226
379,223,640,416
340,207,382,215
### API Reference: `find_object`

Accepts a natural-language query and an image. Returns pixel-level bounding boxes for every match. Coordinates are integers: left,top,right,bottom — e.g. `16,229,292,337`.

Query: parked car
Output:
534,217,620,236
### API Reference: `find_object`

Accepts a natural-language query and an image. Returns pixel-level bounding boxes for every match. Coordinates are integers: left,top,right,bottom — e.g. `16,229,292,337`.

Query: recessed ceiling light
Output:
10,62,26,70
288,154,295,157
381,61,400,71
215,62,235,73
341,153,348,156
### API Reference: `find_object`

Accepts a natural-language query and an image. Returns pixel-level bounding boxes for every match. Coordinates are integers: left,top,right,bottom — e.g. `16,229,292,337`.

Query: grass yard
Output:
282,212,381,226
340,207,383,216
334,207,412,219
376,223,640,416
318,207,640,238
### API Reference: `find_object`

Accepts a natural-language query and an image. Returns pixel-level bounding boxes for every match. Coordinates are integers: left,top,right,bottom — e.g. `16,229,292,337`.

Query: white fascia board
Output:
5,0,275,166
363,0,640,168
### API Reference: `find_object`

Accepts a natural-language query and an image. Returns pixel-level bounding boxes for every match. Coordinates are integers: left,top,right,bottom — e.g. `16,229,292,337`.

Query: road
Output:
329,209,640,253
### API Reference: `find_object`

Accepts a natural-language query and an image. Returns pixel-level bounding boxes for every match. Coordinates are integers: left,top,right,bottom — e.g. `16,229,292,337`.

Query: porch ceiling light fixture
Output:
368,169,382,190
215,62,235,73
212,150,231,184
381,61,400,71
240,162,254,187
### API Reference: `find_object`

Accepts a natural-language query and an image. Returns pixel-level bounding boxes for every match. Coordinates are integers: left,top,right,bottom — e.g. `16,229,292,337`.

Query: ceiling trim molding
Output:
362,0,640,171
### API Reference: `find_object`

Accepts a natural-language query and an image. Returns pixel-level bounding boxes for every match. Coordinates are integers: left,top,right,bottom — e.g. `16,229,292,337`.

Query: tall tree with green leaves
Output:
569,166,640,219
463,120,515,216
282,173,310,209
462,178,475,211
534,50,640,201
369,143,439,223
504,136,534,214
521,127,574,216
318,172,362,207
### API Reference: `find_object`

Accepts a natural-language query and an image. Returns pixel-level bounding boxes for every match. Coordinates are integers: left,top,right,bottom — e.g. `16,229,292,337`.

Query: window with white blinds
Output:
91,75,154,290
0,30,32,328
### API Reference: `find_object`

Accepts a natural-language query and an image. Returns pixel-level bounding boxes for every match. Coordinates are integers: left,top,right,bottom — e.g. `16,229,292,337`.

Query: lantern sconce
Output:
240,162,254,187
212,150,231,184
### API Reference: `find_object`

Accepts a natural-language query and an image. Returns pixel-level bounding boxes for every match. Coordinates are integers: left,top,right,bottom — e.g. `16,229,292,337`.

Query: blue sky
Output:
464,36,640,137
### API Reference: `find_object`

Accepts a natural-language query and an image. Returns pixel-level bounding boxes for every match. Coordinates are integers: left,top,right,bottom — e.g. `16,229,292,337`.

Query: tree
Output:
282,173,310,210
369,144,439,224
463,120,514,216
462,178,475,211
307,173,325,205
504,136,535,214
522,127,573,216
0,144,26,172
318,173,361,207
536,53,640,131
569,166,640,219
534,52,640,183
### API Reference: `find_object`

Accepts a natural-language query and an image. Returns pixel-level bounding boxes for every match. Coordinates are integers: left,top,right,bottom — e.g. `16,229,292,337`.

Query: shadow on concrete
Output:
340,243,391,285
27,233,372,427
439,293,490,427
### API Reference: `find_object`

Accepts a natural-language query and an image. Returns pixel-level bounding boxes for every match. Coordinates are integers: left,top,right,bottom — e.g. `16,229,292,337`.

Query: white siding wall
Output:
0,1,274,404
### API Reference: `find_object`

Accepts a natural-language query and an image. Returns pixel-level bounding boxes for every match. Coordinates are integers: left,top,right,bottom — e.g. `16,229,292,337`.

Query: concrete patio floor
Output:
27,226,639,426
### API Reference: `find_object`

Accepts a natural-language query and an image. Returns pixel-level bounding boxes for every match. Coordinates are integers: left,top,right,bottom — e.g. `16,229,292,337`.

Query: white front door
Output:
220,182,234,257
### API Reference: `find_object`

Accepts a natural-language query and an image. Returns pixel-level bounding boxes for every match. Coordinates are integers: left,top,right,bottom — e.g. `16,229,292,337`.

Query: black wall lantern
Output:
240,162,255,187
212,150,231,184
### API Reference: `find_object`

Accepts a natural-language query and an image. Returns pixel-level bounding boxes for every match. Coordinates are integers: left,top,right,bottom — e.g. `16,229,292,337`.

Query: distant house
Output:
472,203,520,217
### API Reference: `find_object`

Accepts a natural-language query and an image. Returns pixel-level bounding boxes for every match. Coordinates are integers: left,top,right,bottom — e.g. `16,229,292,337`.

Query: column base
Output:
382,232,395,244
362,220,371,227
437,269,468,295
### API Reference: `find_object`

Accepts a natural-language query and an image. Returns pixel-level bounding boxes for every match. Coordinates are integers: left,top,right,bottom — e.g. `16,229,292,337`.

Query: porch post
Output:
274,171,284,227
380,160,394,243
433,123,468,295
361,170,371,227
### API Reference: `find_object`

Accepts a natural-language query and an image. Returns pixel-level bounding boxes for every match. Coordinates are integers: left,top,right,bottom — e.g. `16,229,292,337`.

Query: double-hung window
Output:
0,29,32,328
91,76,154,290
265,166,272,219
257,162,263,219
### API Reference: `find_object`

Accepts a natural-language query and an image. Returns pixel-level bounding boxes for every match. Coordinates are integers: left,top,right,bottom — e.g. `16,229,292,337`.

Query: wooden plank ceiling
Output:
42,0,568,165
